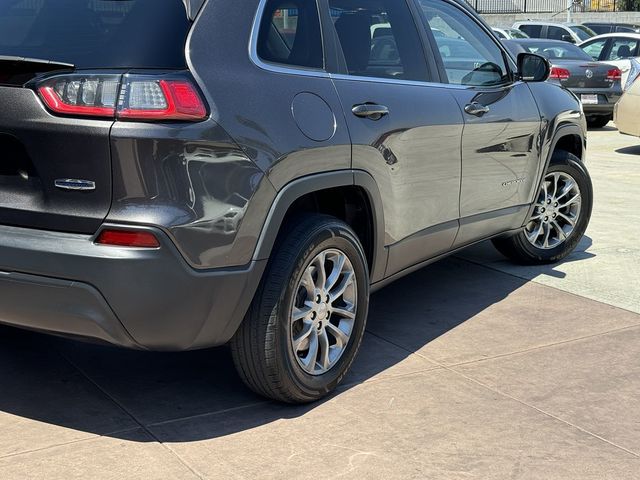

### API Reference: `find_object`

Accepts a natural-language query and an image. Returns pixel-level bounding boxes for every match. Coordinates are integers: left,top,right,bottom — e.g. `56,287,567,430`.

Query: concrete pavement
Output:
0,125,639,479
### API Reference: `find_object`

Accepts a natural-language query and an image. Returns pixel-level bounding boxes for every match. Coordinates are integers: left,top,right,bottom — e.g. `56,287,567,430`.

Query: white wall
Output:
482,11,640,27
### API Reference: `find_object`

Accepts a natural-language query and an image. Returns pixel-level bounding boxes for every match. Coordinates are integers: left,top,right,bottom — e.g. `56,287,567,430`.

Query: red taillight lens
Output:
95,229,160,248
549,67,570,80
607,68,622,82
37,74,207,122
118,79,207,121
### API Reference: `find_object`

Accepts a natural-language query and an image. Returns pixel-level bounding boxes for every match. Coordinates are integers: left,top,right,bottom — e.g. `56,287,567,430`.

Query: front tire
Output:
492,150,593,265
231,214,369,403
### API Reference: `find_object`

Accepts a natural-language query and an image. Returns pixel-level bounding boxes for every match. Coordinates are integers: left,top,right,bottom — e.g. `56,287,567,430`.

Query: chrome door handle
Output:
464,102,490,117
352,103,389,120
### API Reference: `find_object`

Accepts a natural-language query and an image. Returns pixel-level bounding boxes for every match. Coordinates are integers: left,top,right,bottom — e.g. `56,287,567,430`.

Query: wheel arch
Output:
252,171,388,283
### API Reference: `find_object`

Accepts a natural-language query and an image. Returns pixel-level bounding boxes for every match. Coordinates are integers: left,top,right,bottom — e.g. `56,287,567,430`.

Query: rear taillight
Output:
549,67,570,81
36,74,208,122
606,68,622,82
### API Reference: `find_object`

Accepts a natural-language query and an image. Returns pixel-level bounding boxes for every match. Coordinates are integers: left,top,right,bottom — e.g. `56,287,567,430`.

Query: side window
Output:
582,39,607,60
547,26,567,41
606,38,639,60
328,0,429,82
519,24,542,38
417,0,509,86
257,0,323,69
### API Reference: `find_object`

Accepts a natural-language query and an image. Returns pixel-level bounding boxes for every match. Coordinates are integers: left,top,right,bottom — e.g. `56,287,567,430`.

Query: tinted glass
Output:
328,0,429,81
607,38,639,60
0,0,190,69
519,25,542,38
586,24,611,35
569,25,595,41
547,26,568,41
520,41,592,61
581,39,607,60
258,0,324,69
418,0,509,86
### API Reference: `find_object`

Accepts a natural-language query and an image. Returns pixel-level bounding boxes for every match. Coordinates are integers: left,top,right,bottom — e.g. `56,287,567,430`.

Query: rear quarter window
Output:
0,0,191,69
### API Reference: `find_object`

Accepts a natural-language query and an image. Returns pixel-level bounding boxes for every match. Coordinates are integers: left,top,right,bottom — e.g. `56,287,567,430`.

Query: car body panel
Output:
579,33,640,86
0,0,589,351
614,77,640,136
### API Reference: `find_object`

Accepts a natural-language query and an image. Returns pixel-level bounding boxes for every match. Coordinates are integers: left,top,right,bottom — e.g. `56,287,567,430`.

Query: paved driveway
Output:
1,126,639,479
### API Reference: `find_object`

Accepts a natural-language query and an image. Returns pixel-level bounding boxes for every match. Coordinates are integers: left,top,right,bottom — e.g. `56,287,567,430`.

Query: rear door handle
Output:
352,103,389,120
464,102,490,117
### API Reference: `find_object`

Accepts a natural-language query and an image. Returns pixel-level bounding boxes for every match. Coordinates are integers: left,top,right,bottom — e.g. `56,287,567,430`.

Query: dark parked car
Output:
583,22,640,35
0,0,592,403
504,38,622,128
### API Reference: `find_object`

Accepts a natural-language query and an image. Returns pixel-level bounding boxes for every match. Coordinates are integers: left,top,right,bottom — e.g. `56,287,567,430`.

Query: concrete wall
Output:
482,12,640,27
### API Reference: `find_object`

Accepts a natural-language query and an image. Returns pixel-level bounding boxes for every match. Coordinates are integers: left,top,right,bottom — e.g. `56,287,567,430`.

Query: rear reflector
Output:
95,229,160,248
36,73,207,122
549,67,570,81
607,68,622,82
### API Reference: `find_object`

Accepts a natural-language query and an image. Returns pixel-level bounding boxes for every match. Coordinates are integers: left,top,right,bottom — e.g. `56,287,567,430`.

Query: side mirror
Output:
517,53,550,82
561,34,576,43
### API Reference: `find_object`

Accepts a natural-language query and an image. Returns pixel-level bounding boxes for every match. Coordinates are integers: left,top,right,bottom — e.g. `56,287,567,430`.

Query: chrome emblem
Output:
54,179,96,191
585,69,593,79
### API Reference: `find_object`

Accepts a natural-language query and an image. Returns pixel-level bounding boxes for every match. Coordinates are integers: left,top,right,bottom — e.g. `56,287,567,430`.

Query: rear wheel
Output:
587,116,611,129
231,214,369,403
492,150,592,265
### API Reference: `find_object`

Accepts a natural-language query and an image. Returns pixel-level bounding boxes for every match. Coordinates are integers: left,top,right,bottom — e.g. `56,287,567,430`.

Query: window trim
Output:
249,0,330,78
413,0,516,88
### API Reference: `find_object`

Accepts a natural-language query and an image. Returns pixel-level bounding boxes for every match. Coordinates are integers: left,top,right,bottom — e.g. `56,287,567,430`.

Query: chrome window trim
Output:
248,0,330,78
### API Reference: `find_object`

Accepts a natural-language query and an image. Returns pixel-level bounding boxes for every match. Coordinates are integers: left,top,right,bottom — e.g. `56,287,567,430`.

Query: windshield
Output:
0,0,190,69
521,41,593,61
509,29,528,39
569,25,596,41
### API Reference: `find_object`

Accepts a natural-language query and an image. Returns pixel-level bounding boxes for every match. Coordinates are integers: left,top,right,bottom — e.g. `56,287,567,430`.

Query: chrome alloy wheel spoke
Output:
525,171,582,250
290,249,357,375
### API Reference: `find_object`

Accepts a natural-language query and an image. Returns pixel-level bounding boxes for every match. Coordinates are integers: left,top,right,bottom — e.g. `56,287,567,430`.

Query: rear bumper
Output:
0,224,265,351
570,87,621,116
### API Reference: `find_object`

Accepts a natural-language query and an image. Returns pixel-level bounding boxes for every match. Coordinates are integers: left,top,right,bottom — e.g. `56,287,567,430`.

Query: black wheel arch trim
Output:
252,170,388,284
526,123,586,224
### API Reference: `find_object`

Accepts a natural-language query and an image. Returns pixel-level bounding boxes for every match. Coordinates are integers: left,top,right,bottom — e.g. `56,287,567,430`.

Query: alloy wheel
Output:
290,249,357,376
525,171,582,250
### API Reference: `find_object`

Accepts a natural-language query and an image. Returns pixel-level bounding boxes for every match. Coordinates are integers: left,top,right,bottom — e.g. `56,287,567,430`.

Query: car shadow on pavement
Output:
0,255,538,443
615,144,640,155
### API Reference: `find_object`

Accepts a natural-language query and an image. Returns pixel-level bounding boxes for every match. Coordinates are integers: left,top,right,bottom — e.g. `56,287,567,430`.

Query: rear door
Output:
416,0,542,246
323,0,464,277
0,0,191,233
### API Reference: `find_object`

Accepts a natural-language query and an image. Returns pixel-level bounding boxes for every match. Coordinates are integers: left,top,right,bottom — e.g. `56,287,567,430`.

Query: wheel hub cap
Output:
525,171,582,250
290,249,357,376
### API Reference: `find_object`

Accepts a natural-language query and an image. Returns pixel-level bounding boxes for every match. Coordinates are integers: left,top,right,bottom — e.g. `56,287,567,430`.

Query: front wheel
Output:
492,150,593,265
231,214,369,403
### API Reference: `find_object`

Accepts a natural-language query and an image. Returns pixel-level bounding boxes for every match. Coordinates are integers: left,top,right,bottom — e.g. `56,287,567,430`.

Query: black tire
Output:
587,116,611,129
492,150,593,265
230,214,370,403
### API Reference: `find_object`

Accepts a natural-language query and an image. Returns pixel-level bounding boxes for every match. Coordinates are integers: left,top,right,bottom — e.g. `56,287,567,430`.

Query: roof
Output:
513,21,581,27
580,32,640,41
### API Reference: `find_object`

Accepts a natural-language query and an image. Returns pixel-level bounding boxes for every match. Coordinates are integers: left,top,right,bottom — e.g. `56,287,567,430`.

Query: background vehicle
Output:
504,38,622,128
0,0,593,404
513,21,596,43
579,33,640,88
492,27,529,39
614,76,640,136
583,22,640,34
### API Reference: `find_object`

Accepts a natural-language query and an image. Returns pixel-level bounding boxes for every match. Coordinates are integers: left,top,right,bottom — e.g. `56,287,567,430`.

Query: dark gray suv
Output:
0,0,592,403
